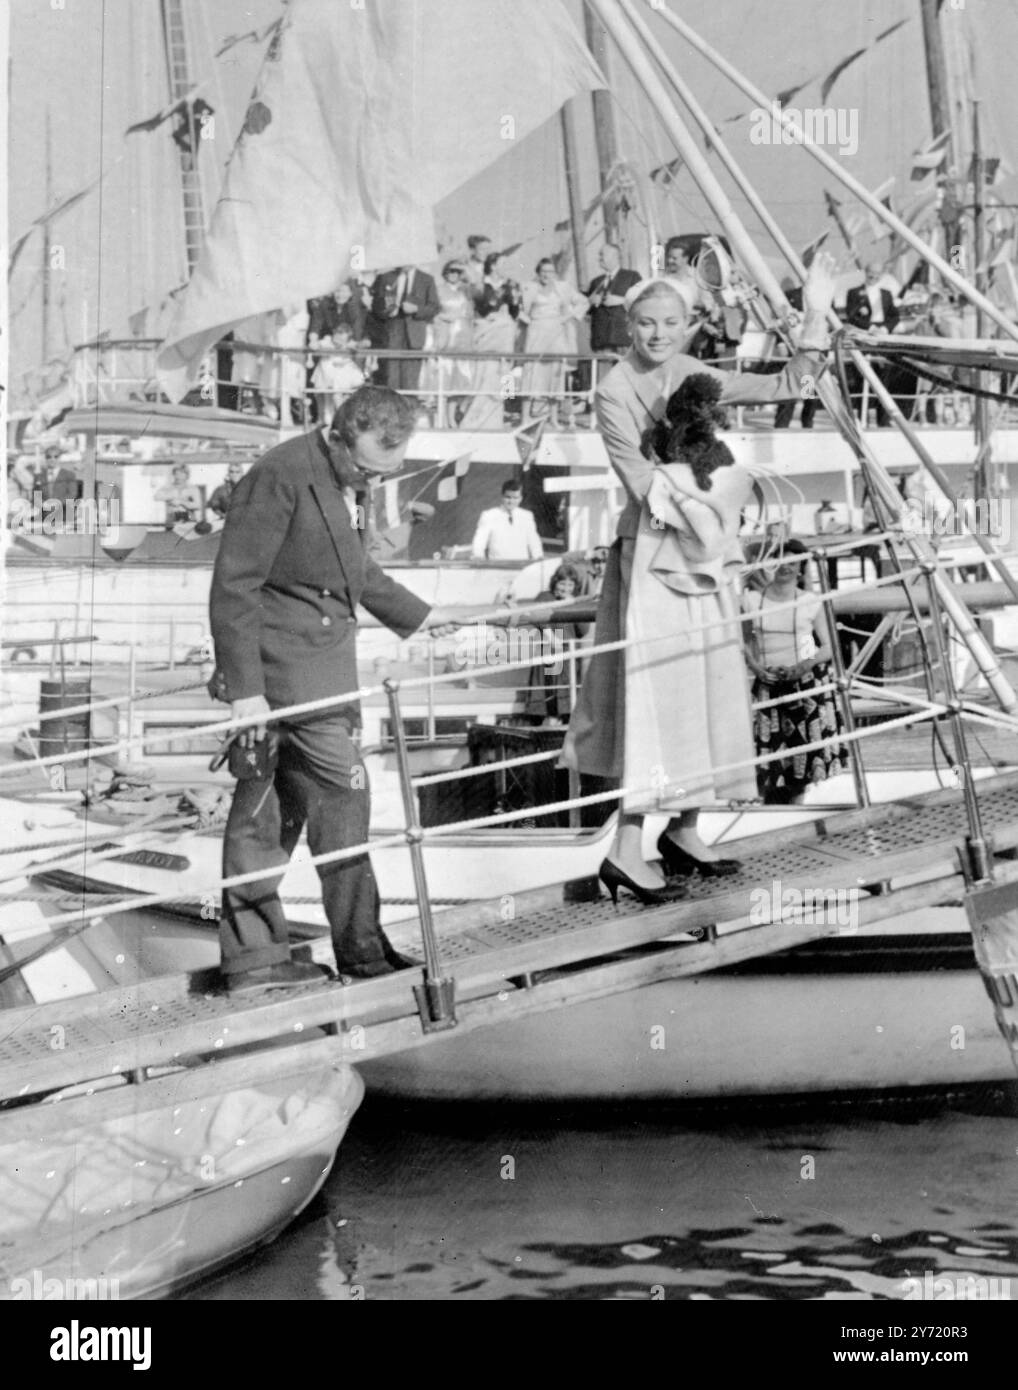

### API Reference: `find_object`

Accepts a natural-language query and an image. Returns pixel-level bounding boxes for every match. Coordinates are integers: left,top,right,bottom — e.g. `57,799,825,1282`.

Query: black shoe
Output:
598,858,685,907
338,952,419,982
384,947,421,972
656,834,741,879
225,959,329,995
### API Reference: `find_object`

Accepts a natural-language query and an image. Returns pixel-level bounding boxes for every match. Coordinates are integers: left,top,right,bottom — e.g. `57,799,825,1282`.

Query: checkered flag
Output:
435,451,474,502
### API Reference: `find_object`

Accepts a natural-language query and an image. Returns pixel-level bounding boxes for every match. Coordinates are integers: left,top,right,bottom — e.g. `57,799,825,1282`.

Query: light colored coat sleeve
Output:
717,348,826,406
525,511,544,559
471,509,493,559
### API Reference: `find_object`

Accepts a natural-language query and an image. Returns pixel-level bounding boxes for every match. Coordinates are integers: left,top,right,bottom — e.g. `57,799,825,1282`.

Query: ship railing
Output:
3,526,1013,1027
67,338,623,431
62,338,1004,435
2,604,209,673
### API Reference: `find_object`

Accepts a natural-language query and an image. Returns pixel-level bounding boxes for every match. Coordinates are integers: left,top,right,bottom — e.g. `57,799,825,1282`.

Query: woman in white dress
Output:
519,258,587,426
419,260,475,424
458,253,522,431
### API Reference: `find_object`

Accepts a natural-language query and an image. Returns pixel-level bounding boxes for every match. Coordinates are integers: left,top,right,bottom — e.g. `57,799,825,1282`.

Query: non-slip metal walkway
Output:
4,772,1018,1141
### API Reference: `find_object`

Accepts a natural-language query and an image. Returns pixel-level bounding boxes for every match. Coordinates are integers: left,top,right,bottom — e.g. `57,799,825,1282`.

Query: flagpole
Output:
650,0,1018,350
615,0,1018,605
586,0,1017,713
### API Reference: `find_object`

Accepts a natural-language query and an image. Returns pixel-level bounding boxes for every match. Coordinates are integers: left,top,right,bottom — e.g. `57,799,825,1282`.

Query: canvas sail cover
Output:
157,0,604,398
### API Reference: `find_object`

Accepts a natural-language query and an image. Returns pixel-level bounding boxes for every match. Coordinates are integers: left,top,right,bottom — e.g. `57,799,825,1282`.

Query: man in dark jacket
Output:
368,266,440,391
844,264,901,334
579,242,641,396
210,386,457,993
586,242,640,355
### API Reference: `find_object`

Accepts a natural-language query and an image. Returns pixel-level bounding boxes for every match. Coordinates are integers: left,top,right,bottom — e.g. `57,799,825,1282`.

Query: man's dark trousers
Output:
219,713,393,976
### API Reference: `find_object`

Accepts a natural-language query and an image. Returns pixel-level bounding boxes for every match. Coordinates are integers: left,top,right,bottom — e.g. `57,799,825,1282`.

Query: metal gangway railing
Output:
4,520,1018,1031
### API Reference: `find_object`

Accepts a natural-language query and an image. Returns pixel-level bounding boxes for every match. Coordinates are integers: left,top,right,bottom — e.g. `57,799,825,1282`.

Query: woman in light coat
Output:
564,256,836,903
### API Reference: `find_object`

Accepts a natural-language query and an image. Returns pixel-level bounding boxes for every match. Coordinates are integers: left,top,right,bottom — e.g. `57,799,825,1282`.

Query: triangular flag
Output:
910,129,951,180
513,418,546,472
801,229,830,268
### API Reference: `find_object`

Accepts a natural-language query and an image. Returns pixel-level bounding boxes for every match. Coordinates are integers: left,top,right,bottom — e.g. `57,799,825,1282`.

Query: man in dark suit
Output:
845,264,900,334
586,243,640,354
210,386,458,993
578,242,641,396
845,265,900,426
368,265,440,391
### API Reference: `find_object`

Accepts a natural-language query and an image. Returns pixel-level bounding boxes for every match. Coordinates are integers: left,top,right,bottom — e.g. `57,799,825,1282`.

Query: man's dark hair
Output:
501,478,523,496
467,234,492,252
330,386,417,449
665,232,733,263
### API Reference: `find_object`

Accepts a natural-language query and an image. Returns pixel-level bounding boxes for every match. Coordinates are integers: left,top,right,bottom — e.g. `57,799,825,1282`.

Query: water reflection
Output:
187,1090,1018,1301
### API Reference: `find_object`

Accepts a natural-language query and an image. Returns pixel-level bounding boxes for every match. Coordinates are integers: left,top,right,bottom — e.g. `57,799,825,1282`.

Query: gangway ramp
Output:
5,772,1018,1136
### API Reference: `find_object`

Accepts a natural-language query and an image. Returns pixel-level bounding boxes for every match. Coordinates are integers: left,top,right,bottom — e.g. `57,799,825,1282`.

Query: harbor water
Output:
186,1088,1018,1301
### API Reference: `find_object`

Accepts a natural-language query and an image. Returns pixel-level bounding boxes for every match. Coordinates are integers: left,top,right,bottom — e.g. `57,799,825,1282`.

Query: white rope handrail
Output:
4,538,1013,776
3,529,1008,741
0,561,934,775
412,746,561,788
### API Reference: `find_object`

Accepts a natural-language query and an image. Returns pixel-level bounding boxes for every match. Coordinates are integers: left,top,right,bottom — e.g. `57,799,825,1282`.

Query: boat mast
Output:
927,0,997,510
160,0,205,276
920,0,953,166
970,100,997,507
41,107,52,364
583,6,625,260
560,103,589,287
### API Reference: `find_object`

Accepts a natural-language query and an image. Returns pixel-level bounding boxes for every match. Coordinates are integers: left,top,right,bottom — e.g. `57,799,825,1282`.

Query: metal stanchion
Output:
921,563,991,883
426,643,437,743
814,549,869,809
566,638,581,828
126,644,138,764
384,678,456,1030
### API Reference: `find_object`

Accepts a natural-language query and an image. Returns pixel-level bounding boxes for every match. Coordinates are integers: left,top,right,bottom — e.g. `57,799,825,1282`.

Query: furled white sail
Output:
157,0,604,399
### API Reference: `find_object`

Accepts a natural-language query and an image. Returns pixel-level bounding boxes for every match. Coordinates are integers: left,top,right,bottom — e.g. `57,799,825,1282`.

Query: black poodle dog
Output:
642,373,734,491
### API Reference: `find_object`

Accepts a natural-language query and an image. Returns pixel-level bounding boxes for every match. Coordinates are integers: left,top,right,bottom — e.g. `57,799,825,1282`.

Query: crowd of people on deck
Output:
205,228,964,434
